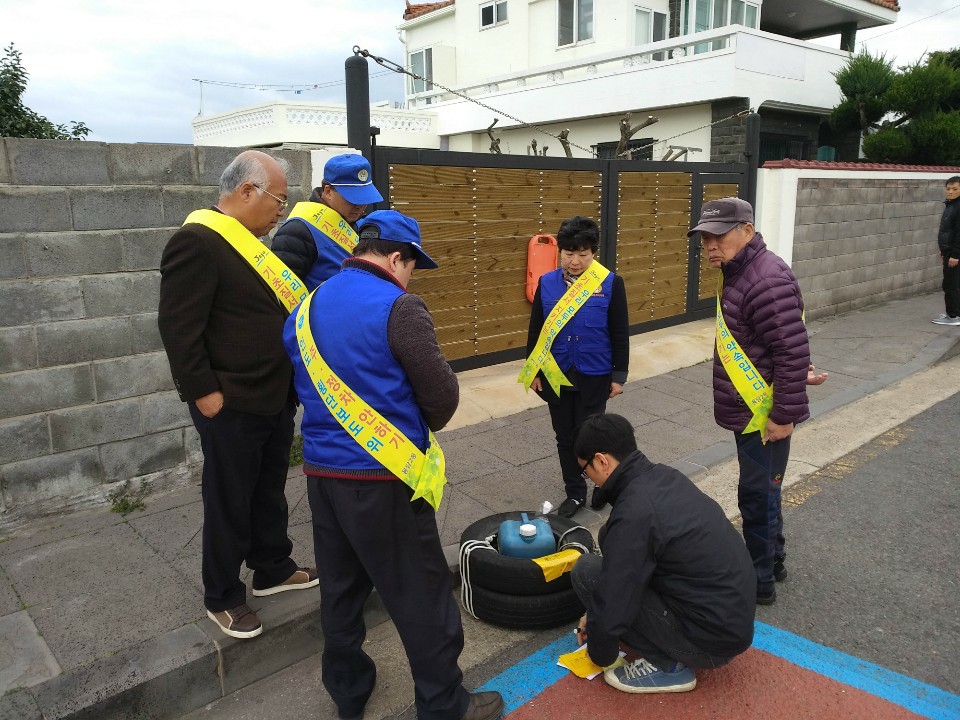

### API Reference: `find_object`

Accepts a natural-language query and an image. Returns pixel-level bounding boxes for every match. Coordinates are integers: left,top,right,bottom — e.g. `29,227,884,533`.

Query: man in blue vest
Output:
283,210,503,720
272,153,384,290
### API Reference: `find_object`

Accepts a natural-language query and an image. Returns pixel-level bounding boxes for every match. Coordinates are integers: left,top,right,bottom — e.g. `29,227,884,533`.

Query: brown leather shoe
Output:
462,691,504,720
252,567,319,596
206,603,262,639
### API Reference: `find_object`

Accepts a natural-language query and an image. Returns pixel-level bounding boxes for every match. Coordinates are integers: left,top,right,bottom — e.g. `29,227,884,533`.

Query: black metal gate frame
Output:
373,147,748,371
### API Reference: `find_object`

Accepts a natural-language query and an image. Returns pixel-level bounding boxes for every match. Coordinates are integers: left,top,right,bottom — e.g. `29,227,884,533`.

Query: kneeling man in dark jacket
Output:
573,413,755,694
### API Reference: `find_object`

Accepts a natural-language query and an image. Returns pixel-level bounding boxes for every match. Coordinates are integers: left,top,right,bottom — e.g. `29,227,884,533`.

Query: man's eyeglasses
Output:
580,455,597,482
253,183,288,211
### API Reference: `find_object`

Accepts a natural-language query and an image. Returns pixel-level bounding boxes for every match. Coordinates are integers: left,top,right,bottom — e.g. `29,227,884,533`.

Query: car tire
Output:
458,511,594,596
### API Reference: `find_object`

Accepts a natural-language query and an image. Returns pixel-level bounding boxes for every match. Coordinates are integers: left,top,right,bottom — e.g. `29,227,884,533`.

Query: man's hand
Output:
608,382,623,399
762,419,794,444
576,612,588,647
196,390,224,418
807,364,829,385
950,257,959,269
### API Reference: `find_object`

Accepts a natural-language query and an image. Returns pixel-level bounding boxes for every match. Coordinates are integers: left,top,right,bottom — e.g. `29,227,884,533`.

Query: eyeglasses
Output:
252,183,288,211
579,455,597,482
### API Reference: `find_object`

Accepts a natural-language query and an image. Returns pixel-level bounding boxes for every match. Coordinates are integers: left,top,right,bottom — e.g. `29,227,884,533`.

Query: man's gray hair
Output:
219,153,290,195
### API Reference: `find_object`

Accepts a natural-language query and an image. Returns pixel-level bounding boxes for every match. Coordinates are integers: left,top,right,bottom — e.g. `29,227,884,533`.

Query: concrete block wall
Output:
0,138,311,525
790,177,942,318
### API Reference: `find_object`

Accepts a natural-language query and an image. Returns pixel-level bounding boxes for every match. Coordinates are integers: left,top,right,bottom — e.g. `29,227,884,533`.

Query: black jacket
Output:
158,215,292,415
270,216,317,283
938,197,960,259
585,451,756,667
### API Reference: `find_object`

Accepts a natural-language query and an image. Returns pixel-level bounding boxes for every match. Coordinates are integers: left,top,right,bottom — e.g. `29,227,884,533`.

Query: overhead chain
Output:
354,46,597,156
354,46,754,161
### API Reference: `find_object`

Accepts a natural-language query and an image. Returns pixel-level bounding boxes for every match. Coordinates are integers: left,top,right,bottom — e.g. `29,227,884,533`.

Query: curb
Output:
5,589,388,720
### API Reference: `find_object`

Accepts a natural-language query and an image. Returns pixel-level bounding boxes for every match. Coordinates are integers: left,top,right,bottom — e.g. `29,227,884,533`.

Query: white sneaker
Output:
932,314,960,326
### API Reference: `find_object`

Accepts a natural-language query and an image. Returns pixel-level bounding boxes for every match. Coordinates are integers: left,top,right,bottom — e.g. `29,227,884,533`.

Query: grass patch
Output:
289,434,304,466
108,480,150,515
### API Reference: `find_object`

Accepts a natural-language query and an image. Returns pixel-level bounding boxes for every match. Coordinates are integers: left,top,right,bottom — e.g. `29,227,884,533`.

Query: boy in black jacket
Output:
573,414,755,693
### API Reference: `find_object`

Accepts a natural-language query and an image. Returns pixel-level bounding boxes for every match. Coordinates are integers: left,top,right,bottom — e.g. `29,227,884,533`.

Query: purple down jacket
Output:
713,233,810,432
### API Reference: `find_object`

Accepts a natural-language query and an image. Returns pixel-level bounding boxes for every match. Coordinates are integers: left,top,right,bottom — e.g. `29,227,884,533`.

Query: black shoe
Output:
774,558,787,582
589,487,607,509
557,497,583,518
462,691,504,720
756,588,777,606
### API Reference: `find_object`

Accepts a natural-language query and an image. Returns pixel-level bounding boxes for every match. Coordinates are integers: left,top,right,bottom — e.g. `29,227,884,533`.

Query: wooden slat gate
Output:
373,148,747,370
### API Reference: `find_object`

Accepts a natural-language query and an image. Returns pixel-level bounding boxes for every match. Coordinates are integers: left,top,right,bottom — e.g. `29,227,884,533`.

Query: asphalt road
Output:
179,391,960,720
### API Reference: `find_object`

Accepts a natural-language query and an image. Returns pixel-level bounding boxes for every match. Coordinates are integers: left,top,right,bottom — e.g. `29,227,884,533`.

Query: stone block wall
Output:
710,98,750,164
0,138,311,525
791,177,942,318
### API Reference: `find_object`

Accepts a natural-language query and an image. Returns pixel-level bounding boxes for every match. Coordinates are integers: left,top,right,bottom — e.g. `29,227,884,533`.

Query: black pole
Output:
345,52,371,159
743,112,761,208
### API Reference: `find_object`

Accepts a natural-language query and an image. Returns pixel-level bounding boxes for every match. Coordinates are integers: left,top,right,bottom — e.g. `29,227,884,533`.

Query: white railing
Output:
405,26,847,109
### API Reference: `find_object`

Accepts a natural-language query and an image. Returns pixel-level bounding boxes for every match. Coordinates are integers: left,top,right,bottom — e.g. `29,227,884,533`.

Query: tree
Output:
0,43,90,140
830,48,960,165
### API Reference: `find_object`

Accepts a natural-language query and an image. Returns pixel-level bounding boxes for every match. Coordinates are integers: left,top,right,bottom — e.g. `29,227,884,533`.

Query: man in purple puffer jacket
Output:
689,198,827,606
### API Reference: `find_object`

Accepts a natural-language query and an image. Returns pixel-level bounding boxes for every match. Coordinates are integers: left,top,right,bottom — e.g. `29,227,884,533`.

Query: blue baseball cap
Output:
357,210,439,269
322,154,384,205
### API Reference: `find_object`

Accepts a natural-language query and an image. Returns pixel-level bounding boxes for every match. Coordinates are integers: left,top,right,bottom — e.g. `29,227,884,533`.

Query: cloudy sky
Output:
5,0,960,145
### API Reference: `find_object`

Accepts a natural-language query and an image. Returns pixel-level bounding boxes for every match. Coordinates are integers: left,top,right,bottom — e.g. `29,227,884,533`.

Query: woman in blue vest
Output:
527,216,630,518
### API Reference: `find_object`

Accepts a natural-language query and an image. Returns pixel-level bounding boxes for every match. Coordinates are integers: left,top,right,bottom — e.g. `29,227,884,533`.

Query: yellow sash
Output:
518,262,611,395
184,210,306,314
286,202,358,255
293,290,447,510
715,276,772,435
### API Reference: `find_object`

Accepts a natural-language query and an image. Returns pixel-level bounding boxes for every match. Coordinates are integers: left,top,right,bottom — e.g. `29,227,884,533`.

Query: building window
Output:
593,139,654,160
634,6,668,59
558,0,594,47
760,134,807,163
481,1,508,29
408,48,433,95
682,0,759,35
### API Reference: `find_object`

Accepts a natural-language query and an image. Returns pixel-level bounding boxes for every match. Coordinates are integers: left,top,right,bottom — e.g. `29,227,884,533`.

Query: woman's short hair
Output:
556,216,600,253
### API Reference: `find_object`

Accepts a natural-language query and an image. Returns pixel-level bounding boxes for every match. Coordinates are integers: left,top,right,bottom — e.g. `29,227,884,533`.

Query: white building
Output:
193,0,899,162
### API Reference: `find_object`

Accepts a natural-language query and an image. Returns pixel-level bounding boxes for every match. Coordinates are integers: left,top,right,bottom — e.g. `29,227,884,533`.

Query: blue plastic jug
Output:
498,513,557,559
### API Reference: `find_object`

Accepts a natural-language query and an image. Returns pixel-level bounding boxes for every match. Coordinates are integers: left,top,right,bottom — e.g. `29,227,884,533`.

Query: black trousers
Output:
307,476,470,720
571,555,734,670
543,374,611,503
735,431,790,593
943,256,960,317
189,400,297,612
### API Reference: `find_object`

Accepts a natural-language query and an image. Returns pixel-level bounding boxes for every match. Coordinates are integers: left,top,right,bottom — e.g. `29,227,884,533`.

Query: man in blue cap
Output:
283,209,503,720
272,153,384,290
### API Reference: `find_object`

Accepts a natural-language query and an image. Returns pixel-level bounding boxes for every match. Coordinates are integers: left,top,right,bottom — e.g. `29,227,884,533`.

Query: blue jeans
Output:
735,431,789,593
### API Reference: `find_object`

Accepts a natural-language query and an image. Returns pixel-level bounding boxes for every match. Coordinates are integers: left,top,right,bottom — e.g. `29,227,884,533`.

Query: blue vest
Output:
283,266,428,472
540,268,614,376
282,217,351,291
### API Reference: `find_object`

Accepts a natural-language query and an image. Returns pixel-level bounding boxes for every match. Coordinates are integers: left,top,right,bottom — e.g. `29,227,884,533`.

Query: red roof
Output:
404,0,455,20
867,0,899,10
763,159,957,171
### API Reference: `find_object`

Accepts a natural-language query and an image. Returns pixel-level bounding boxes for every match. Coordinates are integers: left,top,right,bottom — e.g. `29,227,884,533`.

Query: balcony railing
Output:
405,26,848,110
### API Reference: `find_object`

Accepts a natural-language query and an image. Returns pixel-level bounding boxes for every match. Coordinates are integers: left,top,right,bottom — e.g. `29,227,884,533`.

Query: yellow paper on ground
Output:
557,645,605,679
532,548,582,582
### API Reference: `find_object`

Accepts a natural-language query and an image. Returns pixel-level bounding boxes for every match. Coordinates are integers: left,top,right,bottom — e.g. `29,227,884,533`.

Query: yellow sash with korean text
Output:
184,210,307,314
293,290,447,510
716,276,772,435
518,262,611,395
286,202,358,255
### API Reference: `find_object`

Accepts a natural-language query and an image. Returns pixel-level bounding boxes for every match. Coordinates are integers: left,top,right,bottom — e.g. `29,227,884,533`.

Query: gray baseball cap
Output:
687,197,754,237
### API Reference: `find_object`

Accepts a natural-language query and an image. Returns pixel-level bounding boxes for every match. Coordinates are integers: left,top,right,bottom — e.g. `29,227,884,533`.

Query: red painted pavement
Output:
506,648,926,720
